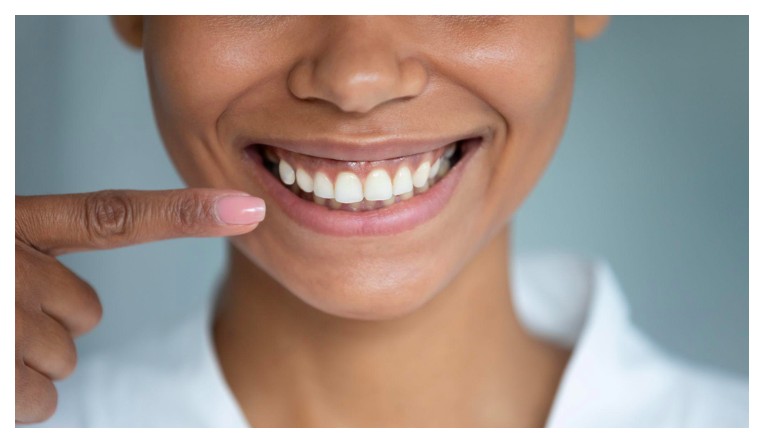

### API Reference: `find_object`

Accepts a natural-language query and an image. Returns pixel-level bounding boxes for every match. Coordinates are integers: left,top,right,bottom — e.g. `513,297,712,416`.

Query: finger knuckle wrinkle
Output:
174,194,209,234
85,191,133,243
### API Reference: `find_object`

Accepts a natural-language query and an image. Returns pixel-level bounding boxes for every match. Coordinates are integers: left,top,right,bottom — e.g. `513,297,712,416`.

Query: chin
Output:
233,233,449,321
294,270,441,321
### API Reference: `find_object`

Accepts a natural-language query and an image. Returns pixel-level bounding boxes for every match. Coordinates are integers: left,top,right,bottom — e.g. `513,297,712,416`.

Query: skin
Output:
132,15,610,321
15,16,610,426
15,188,264,423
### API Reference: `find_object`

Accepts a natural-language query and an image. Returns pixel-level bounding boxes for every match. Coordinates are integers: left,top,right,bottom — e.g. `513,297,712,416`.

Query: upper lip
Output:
236,127,491,162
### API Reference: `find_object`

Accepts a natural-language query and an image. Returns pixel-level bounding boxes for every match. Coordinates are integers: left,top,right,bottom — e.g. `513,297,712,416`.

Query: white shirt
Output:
25,251,748,427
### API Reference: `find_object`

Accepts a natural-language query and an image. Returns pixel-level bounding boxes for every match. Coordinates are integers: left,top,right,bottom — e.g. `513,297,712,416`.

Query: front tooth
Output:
412,161,430,188
314,172,335,199
364,169,393,201
334,172,363,203
393,166,413,196
296,168,314,193
278,160,295,185
429,158,441,179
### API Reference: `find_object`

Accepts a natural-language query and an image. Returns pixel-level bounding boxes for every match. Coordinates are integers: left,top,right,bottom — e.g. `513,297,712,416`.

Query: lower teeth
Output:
261,144,463,212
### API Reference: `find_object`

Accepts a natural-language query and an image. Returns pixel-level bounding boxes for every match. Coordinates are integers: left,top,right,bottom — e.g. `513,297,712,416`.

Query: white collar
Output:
41,251,745,427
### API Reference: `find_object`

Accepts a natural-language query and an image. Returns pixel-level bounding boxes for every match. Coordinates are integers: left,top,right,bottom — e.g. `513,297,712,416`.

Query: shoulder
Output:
517,251,748,427
20,302,246,427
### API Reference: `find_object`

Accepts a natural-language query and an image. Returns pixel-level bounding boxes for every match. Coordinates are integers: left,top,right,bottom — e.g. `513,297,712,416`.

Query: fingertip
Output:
215,195,266,226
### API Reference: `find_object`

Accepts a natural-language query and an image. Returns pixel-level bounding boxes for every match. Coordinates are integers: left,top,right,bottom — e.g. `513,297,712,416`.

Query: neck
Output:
212,225,570,427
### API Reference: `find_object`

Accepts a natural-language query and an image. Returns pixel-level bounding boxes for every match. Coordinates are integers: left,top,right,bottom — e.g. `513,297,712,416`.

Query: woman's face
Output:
140,16,578,320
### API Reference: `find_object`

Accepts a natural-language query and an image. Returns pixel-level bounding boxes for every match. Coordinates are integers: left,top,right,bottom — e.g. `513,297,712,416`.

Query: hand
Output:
15,188,265,424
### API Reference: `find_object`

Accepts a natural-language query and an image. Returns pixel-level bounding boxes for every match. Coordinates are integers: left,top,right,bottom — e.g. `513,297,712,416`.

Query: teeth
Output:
437,158,451,178
264,148,279,163
314,172,335,199
334,172,364,204
444,144,456,159
364,169,393,201
268,141,464,211
392,166,413,196
278,160,295,185
429,158,441,179
328,198,343,209
295,168,314,193
412,161,430,188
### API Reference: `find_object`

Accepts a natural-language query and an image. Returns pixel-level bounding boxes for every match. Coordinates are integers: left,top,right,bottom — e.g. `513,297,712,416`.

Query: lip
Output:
235,127,491,162
241,137,483,237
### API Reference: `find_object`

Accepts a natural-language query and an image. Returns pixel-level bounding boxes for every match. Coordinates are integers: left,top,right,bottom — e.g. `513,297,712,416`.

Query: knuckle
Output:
36,383,58,422
84,190,134,245
173,192,211,234
15,196,34,246
79,288,103,333
15,365,58,423
55,340,78,380
41,321,78,380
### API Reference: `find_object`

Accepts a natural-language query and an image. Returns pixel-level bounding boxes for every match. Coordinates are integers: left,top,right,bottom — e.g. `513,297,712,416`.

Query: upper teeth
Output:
392,166,414,196
295,167,314,193
270,142,458,207
334,172,364,203
412,161,431,188
429,159,441,179
365,169,394,201
313,172,335,199
278,160,296,185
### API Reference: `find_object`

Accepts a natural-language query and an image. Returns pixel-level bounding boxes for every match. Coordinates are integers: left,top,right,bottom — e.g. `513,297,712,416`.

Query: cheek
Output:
144,19,294,189
445,20,576,234
145,23,258,129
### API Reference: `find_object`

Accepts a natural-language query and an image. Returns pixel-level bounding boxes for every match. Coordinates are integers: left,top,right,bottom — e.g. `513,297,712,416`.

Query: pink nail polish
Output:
215,196,266,225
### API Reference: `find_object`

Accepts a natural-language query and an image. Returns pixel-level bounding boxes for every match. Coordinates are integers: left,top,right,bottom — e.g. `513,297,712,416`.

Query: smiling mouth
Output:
248,138,479,212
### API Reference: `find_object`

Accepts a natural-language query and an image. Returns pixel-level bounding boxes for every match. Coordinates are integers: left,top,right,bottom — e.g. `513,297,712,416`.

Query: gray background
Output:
16,16,748,375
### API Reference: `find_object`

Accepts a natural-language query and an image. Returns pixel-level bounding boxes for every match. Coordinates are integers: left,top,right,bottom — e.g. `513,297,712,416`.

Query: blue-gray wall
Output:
16,16,748,375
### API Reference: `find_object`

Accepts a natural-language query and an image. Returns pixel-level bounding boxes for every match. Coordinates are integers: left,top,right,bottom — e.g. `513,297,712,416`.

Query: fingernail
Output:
215,195,266,225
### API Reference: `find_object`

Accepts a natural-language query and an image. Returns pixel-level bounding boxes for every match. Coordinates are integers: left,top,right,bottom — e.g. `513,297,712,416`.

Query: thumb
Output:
15,188,266,256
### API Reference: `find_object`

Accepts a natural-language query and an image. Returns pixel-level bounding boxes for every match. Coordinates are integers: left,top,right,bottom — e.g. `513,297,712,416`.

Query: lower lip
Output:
242,141,480,237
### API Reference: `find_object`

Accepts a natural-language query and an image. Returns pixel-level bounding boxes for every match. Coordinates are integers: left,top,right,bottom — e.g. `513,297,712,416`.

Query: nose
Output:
287,17,429,114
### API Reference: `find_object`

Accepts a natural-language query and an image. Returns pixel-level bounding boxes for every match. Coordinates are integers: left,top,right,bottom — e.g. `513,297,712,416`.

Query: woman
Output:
15,16,747,427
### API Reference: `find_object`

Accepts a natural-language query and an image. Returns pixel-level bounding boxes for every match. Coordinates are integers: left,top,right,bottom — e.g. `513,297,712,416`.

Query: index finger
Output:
15,188,266,256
